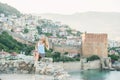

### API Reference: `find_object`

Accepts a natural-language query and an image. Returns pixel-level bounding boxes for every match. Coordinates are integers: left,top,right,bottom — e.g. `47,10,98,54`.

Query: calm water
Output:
69,70,120,80
0,74,53,80
0,70,120,80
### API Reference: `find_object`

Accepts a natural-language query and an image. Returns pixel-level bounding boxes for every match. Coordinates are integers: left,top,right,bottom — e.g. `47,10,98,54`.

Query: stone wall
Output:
82,33,108,58
81,60,101,70
54,62,81,71
54,60,101,71
0,60,35,74
0,58,71,80
53,45,81,54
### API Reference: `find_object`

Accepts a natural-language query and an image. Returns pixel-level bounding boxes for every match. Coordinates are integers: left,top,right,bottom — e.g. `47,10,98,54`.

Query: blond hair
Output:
35,36,49,50
42,37,49,49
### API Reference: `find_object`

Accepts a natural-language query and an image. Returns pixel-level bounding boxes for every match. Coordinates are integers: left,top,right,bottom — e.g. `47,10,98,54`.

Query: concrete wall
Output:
82,60,101,70
54,62,81,71
54,60,101,71
52,45,81,54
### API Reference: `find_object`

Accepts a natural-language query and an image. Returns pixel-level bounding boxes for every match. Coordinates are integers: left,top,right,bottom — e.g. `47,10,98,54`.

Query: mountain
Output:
0,2,21,17
38,12,120,40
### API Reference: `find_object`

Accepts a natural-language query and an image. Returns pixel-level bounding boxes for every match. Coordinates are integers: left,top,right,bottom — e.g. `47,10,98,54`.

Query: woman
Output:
34,35,49,66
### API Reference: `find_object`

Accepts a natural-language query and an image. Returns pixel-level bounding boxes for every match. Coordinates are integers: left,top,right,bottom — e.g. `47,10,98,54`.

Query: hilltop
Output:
0,2,21,17
39,12,120,40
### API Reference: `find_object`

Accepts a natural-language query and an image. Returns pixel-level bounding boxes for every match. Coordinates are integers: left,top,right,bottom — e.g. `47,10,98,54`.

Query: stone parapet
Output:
0,58,71,80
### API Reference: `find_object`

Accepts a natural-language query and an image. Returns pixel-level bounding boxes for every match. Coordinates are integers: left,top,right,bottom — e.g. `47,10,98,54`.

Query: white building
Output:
108,40,120,48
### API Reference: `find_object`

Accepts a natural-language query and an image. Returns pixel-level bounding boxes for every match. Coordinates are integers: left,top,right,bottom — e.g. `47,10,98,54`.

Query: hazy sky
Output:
0,0,120,14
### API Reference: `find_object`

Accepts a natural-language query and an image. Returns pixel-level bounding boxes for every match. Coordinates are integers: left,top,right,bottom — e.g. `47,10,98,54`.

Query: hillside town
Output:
0,1,120,80
0,14,120,79
0,13,81,45
0,13,120,56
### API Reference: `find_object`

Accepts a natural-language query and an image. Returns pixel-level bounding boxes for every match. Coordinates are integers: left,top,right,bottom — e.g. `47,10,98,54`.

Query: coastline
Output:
54,60,101,71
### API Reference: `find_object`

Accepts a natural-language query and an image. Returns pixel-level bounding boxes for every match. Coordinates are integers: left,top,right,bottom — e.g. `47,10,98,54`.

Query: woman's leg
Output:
35,52,39,61
33,51,36,61
34,52,39,67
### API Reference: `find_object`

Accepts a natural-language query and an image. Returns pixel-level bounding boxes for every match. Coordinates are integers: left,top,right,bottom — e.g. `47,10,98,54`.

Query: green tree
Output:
60,56,75,62
37,26,42,34
44,33,52,37
0,43,8,51
52,52,61,62
11,29,14,32
0,31,34,54
76,31,82,36
45,48,53,57
108,54,119,61
64,52,68,55
24,28,29,33
66,29,72,34
87,55,100,62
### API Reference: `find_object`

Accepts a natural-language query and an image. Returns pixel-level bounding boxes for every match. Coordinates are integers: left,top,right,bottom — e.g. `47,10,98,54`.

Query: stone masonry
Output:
0,58,71,80
81,33,108,58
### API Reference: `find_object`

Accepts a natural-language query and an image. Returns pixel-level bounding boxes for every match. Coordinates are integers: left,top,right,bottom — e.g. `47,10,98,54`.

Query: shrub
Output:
23,28,29,33
52,52,61,62
46,51,80,62
64,52,68,55
75,58,80,61
87,55,100,62
0,31,34,55
108,54,119,61
59,56,75,62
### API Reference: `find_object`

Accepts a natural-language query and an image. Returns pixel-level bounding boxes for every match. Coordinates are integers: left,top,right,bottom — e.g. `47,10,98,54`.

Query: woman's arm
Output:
35,42,38,51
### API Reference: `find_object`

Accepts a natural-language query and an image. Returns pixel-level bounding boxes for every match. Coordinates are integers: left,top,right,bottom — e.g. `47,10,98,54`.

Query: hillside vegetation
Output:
0,2,21,17
0,31,34,55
